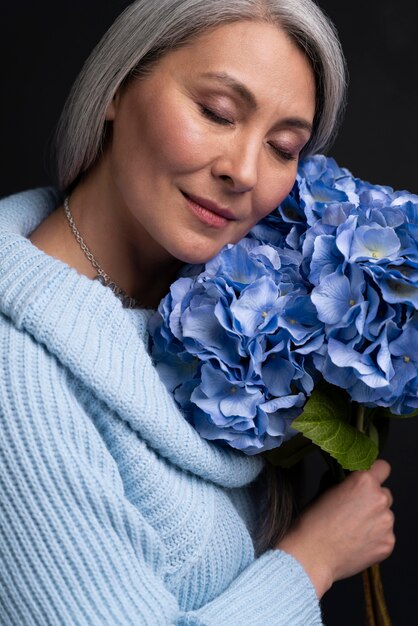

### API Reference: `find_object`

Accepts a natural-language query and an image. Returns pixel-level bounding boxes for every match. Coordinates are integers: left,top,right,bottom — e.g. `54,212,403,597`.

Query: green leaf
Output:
292,384,378,471
264,433,316,468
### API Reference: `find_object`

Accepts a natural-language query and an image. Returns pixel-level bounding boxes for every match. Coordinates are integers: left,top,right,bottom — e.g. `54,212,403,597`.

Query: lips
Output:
181,191,237,223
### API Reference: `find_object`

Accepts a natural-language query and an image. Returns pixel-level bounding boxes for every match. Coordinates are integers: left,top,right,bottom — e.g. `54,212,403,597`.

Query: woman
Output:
0,1,394,624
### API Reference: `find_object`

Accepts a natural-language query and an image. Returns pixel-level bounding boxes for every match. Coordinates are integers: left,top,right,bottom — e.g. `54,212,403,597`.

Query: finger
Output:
369,459,391,484
382,487,393,508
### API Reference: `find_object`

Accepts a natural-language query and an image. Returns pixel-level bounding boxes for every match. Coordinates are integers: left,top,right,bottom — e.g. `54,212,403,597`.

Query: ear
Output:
105,90,121,121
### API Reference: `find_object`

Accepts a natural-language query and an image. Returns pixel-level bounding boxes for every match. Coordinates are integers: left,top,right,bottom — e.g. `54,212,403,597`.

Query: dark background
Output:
1,2,417,624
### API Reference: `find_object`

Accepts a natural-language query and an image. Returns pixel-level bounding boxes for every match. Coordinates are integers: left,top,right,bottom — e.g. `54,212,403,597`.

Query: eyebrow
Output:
201,71,313,135
280,117,313,135
202,71,257,109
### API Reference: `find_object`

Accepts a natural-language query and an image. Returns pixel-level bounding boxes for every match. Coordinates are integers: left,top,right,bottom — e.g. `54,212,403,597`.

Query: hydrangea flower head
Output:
149,236,323,453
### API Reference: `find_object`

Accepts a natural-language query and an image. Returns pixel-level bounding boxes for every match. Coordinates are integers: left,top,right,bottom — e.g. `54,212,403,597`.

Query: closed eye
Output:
200,105,233,126
268,143,297,162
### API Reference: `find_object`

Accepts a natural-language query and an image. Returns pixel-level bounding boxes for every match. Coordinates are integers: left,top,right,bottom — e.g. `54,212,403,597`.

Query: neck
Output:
30,167,183,309
72,174,185,307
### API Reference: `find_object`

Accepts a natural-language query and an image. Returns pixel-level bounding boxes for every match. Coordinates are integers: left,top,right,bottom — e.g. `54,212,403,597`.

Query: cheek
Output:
111,90,212,178
141,100,212,172
255,167,298,221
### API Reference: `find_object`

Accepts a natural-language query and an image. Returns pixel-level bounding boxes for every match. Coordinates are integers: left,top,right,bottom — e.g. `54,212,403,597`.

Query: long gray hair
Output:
55,0,346,190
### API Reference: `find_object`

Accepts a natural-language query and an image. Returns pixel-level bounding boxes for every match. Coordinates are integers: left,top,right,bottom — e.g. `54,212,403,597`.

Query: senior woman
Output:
0,1,394,624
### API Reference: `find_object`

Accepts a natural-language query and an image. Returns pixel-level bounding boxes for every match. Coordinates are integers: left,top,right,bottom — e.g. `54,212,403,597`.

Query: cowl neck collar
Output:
0,188,264,488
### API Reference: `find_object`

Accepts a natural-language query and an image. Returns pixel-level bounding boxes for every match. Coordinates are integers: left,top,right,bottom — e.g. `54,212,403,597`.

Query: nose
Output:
211,135,260,193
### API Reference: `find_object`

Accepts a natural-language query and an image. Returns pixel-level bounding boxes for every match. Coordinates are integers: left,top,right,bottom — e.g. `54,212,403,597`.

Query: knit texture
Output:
0,189,323,625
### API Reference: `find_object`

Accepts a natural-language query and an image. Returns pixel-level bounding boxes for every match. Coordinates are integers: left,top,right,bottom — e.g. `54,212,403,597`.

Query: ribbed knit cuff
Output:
179,550,322,626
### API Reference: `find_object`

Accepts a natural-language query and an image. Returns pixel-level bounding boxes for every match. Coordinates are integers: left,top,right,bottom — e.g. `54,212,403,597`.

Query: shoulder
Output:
0,187,62,234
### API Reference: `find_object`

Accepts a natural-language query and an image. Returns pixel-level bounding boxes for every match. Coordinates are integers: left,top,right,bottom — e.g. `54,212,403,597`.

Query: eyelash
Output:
269,145,297,162
200,105,233,126
200,105,298,162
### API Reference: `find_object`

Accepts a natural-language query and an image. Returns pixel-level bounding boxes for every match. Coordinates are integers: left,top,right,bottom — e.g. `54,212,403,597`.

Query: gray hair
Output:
55,0,347,190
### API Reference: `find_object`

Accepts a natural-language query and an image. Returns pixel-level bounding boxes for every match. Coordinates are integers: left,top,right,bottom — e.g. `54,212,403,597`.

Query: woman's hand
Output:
277,459,395,599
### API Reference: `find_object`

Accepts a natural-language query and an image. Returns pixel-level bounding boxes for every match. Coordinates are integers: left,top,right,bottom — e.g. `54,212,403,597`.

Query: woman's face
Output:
104,20,316,265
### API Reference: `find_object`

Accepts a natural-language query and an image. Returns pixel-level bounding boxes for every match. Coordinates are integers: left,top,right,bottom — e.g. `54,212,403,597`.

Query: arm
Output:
0,322,322,626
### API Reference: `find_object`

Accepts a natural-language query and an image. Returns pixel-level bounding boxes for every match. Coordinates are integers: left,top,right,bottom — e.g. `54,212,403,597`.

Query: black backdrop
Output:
1,2,418,624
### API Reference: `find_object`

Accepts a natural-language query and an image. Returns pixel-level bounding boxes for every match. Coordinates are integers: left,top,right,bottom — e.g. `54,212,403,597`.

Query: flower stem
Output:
356,404,365,434
355,405,392,626
369,564,392,626
362,569,377,626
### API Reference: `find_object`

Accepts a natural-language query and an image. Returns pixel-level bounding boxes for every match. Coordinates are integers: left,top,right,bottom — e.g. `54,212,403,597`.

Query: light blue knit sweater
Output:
0,188,323,625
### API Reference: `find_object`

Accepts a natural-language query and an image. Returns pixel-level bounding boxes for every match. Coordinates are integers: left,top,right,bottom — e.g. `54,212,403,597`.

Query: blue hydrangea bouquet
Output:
149,155,418,461
149,155,418,625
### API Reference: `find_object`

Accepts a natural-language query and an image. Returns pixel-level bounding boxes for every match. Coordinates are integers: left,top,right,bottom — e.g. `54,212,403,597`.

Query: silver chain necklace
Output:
63,196,139,309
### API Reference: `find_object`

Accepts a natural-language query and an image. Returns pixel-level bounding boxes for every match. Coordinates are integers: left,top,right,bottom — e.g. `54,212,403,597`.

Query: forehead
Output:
158,20,316,121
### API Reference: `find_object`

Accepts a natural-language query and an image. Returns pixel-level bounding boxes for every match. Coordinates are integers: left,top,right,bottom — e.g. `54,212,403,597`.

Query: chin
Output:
172,244,224,266
162,233,228,266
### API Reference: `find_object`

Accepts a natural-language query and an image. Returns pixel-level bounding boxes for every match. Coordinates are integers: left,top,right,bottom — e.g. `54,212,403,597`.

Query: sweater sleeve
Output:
182,550,322,625
0,321,322,626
